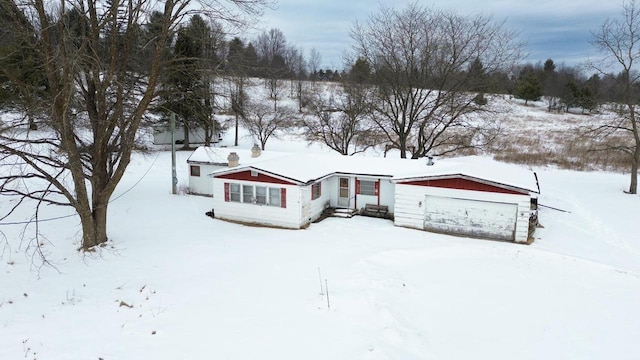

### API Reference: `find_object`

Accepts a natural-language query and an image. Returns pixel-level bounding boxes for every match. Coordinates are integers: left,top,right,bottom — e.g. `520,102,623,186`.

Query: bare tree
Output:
308,47,322,83
302,82,380,155
241,100,293,150
287,46,307,112
0,0,268,251
308,48,321,70
229,77,248,146
200,18,226,147
591,0,640,194
226,36,251,146
255,28,288,98
350,3,522,158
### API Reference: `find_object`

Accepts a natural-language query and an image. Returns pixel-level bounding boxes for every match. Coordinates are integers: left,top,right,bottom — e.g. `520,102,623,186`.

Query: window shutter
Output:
224,183,230,202
281,188,287,208
355,179,361,194
318,182,322,197
374,181,380,195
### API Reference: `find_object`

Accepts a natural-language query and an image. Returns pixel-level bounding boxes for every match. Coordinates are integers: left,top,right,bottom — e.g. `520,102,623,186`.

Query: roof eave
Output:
393,173,539,195
210,166,305,185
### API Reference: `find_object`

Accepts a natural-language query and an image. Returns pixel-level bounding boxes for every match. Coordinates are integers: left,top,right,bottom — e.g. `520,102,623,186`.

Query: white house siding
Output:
326,177,341,208
307,179,331,223
394,184,531,243
188,164,223,196
153,127,208,145
212,179,303,229
379,180,395,214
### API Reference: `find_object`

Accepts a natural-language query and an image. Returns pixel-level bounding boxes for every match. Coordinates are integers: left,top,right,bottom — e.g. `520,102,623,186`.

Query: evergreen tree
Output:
543,58,556,73
243,43,259,76
542,59,562,111
514,73,542,105
0,0,47,126
562,79,580,111
467,57,486,92
349,58,371,84
159,17,209,149
578,85,597,113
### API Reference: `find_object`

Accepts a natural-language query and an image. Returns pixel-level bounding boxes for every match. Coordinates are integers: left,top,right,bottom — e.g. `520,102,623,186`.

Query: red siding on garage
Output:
401,177,525,195
216,170,295,185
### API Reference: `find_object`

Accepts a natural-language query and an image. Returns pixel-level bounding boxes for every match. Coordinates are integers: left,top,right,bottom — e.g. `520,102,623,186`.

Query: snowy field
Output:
2,106,640,359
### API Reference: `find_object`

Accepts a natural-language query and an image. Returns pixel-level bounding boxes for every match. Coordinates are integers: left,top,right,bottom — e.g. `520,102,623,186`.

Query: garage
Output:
393,173,537,243
423,195,518,241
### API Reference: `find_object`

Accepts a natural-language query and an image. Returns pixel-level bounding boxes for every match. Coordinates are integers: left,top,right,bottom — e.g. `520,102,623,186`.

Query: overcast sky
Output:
250,0,622,71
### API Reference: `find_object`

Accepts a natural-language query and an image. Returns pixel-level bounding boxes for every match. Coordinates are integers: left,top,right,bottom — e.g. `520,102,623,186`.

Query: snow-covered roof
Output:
392,156,540,194
186,146,290,166
207,149,540,194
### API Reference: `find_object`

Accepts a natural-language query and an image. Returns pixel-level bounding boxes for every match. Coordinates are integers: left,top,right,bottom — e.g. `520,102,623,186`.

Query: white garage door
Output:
424,195,517,241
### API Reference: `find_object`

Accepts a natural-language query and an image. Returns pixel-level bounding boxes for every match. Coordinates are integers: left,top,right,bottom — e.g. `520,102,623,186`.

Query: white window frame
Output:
255,186,267,205
229,183,241,202
269,187,281,207
242,184,254,203
227,182,283,207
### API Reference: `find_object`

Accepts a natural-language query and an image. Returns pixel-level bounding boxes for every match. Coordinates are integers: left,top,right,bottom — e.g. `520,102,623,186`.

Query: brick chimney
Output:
251,144,262,158
227,152,239,167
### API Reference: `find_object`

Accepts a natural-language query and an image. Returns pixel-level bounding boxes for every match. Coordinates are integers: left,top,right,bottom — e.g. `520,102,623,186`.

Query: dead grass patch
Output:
488,115,632,172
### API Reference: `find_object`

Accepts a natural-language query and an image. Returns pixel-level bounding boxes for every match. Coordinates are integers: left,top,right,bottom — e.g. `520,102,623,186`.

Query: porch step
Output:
313,207,359,223
331,212,355,218
330,207,359,218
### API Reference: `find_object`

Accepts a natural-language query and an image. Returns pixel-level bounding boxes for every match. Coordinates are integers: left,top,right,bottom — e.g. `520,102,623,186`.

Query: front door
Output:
338,177,350,207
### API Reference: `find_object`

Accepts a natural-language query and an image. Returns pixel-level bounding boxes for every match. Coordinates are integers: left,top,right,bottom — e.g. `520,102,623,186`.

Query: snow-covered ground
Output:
2,104,640,359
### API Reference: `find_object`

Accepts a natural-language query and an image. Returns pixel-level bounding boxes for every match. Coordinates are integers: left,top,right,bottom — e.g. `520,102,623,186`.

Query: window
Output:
224,182,286,208
190,165,201,177
269,187,281,207
311,182,321,200
359,180,376,196
255,186,267,205
242,185,254,203
229,184,241,202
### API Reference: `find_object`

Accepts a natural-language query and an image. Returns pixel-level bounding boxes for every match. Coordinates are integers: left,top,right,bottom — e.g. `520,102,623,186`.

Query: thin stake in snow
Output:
325,279,330,310
318,267,324,295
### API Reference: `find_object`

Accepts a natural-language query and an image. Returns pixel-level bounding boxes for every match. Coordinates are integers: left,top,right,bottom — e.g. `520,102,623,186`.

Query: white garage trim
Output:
394,182,532,243
423,195,518,241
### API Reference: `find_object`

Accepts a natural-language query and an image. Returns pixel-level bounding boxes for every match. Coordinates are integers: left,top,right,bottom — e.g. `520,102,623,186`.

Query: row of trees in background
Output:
150,9,640,157
513,59,600,113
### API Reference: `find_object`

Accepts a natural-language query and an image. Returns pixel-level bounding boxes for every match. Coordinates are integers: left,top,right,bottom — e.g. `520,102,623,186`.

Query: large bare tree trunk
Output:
182,124,191,150
234,113,240,146
78,202,108,248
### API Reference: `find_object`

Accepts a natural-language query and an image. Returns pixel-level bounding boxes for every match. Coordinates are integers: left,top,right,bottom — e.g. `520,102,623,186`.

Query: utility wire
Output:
0,151,163,226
